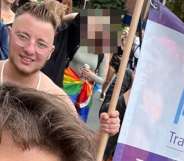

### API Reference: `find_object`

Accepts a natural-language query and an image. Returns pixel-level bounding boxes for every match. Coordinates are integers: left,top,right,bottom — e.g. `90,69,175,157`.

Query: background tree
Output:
166,0,184,22
89,0,126,10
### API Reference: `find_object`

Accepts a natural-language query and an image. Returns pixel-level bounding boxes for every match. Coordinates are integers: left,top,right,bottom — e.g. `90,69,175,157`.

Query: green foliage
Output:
166,0,184,22
89,0,125,10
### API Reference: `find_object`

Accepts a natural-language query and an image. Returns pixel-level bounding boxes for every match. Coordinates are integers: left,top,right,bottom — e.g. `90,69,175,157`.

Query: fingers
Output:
80,67,90,75
99,111,120,136
80,67,90,80
82,68,90,73
100,123,120,135
81,68,96,81
109,111,119,118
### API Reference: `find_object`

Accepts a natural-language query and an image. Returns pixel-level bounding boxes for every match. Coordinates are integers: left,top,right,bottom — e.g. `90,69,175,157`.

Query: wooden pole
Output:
96,0,145,161
162,0,166,5
142,0,151,20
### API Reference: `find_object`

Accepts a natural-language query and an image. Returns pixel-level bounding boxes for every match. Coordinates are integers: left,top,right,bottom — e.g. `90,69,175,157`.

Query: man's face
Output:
9,13,55,75
0,132,60,161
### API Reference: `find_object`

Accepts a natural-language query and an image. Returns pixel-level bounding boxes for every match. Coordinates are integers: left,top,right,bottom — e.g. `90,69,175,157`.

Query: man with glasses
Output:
0,2,75,111
0,2,120,136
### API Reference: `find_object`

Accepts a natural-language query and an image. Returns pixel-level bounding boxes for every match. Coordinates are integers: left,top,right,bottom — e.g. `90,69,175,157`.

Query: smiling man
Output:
0,2,76,113
0,2,120,137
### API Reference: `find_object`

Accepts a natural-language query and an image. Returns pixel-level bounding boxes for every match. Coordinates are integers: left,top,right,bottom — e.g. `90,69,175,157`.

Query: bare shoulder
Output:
0,61,4,69
40,72,77,115
40,72,64,94
0,61,5,77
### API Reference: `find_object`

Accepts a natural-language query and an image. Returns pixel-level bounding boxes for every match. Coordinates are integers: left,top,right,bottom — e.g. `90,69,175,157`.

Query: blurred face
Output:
62,0,72,14
120,31,128,49
9,13,55,75
3,0,15,5
0,133,60,161
87,16,110,53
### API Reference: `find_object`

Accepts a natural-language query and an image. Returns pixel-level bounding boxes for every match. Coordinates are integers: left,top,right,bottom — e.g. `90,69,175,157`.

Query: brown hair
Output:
15,2,59,31
0,84,96,161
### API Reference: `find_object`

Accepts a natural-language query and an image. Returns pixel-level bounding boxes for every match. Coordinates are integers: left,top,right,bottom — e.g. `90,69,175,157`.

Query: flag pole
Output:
142,0,151,20
96,0,145,161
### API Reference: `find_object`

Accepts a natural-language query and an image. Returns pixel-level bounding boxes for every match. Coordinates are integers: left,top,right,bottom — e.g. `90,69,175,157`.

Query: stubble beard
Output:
9,57,40,77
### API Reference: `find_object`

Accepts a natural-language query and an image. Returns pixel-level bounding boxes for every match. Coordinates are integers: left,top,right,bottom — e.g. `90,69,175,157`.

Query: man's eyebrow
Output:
37,38,50,45
15,31,50,45
16,31,30,37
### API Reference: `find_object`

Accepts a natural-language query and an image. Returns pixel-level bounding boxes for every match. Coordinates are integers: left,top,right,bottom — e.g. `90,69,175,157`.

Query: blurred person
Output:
1,0,15,25
0,22,9,59
12,0,37,12
63,9,117,121
0,0,16,59
44,0,64,25
100,27,130,100
99,68,133,161
98,27,140,161
62,0,73,15
42,0,80,87
0,2,120,136
0,84,96,161
100,27,140,100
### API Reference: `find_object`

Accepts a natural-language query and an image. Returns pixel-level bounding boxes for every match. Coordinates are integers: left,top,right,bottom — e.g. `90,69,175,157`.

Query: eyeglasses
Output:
13,31,52,54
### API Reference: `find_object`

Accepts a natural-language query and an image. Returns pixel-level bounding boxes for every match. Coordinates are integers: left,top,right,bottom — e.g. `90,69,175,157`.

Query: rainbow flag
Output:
63,67,93,122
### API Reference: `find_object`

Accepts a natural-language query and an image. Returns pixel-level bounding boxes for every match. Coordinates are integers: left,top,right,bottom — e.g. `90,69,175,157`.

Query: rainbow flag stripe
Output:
63,67,93,122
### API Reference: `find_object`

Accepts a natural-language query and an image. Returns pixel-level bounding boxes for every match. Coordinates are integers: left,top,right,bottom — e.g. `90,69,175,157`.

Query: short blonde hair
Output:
16,2,59,31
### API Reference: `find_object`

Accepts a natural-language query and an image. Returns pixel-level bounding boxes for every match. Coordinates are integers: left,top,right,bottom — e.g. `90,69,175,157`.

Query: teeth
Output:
22,57,32,63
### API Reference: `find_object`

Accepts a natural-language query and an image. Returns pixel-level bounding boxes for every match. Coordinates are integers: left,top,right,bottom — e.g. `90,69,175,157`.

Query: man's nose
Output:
23,40,36,55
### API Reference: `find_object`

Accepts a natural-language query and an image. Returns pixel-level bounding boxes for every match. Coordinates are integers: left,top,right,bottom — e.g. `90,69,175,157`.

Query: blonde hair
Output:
16,2,59,31
122,26,129,34
45,0,64,25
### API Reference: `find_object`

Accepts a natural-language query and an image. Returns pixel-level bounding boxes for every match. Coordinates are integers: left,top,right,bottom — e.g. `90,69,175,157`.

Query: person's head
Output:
8,2,58,75
44,0,64,25
57,0,72,15
120,26,129,49
80,9,122,54
0,84,96,161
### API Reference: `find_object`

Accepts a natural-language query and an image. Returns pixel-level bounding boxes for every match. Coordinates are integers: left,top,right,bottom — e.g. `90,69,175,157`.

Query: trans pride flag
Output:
63,67,93,122
113,2,184,161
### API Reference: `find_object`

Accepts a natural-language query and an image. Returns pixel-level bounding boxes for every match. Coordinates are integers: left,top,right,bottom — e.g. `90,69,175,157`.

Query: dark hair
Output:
15,2,58,31
0,84,96,161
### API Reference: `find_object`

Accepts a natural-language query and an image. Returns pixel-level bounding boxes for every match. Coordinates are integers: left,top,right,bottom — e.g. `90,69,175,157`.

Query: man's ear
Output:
47,45,55,60
7,27,13,42
7,26,12,35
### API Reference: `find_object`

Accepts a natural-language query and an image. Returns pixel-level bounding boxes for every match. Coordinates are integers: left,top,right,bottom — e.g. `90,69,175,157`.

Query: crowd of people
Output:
0,0,142,160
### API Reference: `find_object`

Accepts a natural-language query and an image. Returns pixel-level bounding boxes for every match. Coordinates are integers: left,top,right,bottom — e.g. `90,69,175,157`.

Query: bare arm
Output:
63,13,78,22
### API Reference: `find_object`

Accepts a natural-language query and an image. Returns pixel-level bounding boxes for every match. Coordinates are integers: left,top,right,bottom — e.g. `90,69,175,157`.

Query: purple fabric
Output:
149,2,184,34
113,143,175,161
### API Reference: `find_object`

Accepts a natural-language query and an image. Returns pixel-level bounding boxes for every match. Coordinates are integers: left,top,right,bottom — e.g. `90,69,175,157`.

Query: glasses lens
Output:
14,32,51,54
